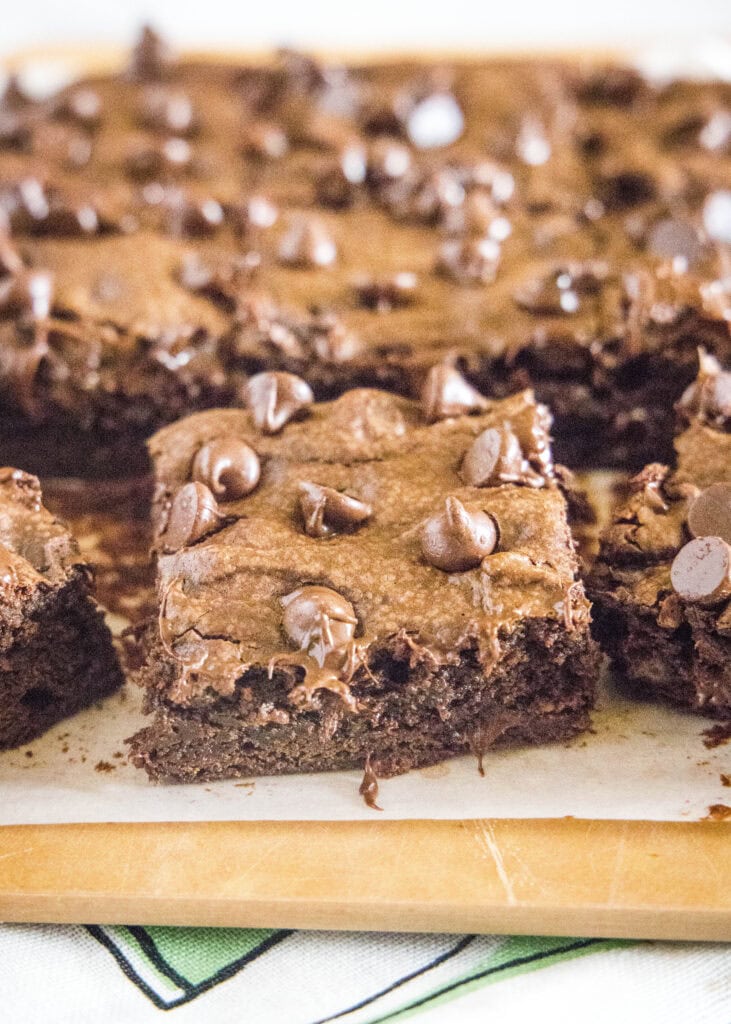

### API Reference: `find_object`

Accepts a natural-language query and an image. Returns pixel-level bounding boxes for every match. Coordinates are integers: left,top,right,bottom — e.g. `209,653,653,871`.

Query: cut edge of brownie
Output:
0,469,124,749
589,355,731,718
0,565,123,749
128,615,597,783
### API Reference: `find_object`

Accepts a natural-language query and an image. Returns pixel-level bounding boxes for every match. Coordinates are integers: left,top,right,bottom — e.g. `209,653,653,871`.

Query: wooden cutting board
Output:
0,818,729,939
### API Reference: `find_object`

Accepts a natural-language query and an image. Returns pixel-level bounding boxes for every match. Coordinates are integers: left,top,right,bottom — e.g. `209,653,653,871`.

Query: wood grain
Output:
0,818,728,939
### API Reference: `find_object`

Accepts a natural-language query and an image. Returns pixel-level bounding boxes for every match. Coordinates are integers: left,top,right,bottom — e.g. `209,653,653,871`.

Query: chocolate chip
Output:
55,88,102,129
192,437,261,501
421,363,488,422
406,91,464,149
243,371,314,434
1,179,102,237
577,67,645,107
516,117,551,166
460,425,543,488
281,585,357,655
0,269,53,319
177,251,257,309
162,482,224,552
677,350,731,427
442,189,501,236
703,190,731,245
647,218,703,269
596,169,656,211
138,87,196,136
671,536,731,606
687,484,731,545
243,121,289,161
367,138,413,185
315,145,367,208
699,111,731,153
421,497,498,572
278,217,337,268
353,272,418,312
435,236,501,285
0,235,23,276
298,482,373,537
309,314,361,364
163,190,224,238
125,137,193,180
230,195,279,237
129,25,171,81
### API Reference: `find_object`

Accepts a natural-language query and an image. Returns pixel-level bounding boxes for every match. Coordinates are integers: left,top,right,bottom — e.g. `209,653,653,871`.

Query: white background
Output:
0,0,730,55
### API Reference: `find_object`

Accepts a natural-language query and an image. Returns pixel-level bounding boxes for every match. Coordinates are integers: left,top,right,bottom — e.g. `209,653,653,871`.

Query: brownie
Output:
127,370,598,782
0,467,123,749
0,30,730,475
590,353,731,717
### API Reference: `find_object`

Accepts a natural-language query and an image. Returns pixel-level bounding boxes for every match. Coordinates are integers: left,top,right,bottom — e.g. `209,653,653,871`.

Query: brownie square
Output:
0,467,123,748
1,30,731,475
590,354,731,717
128,371,598,782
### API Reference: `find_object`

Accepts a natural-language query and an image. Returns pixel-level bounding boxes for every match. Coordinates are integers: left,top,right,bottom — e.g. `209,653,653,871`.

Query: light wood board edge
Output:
0,818,728,940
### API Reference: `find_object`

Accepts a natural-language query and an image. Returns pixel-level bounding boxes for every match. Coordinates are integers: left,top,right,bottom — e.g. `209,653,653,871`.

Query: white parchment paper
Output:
0,674,727,824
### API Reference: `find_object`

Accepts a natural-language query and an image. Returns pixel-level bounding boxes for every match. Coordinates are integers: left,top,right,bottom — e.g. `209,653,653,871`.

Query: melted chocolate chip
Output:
281,585,357,654
421,497,498,572
162,482,224,552
243,371,314,434
687,484,731,545
435,236,501,284
353,272,418,311
192,437,261,501
298,482,373,537
359,755,383,810
461,425,543,488
278,217,337,268
671,536,731,606
421,363,488,422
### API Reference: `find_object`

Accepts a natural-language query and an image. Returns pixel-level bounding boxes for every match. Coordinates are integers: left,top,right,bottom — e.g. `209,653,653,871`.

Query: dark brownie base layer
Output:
590,579,731,717
128,620,596,783
0,566,123,749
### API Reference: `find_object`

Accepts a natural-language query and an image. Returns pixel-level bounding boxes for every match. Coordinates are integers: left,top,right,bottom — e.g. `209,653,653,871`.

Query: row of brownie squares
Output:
0,355,727,784
1,32,731,480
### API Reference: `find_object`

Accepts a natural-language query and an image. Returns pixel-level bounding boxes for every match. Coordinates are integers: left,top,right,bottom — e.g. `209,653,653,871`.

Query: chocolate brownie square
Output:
0,468,123,748
590,353,731,716
128,368,598,782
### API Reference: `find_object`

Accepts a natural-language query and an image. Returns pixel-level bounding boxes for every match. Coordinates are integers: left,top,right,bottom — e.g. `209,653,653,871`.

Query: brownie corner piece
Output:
0,467,123,749
129,372,598,783
589,355,731,716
